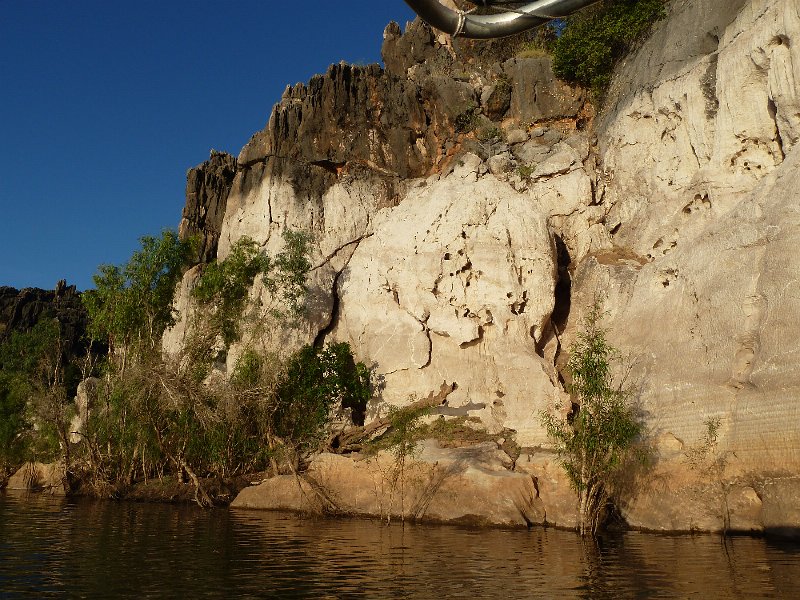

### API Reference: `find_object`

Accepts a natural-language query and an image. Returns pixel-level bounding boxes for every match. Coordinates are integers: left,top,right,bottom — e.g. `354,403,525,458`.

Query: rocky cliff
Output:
0,281,88,363
167,0,800,534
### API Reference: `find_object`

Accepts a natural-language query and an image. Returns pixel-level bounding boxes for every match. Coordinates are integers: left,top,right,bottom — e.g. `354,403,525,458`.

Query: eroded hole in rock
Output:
771,34,790,47
310,159,346,175
459,326,484,349
768,97,786,159
313,270,344,350
511,297,527,315
341,356,368,426
551,234,572,334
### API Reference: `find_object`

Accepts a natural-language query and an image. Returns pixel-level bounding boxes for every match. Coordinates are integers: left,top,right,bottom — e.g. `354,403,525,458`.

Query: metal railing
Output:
403,0,601,39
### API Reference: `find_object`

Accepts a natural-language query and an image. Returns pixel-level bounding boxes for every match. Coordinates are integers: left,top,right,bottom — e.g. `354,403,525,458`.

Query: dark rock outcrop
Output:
0,281,89,363
178,19,588,263
238,62,435,180
503,57,585,123
179,150,237,264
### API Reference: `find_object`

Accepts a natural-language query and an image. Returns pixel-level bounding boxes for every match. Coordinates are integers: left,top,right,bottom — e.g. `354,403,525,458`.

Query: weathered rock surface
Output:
69,377,99,444
503,57,585,124
182,0,800,534
332,155,560,444
564,0,800,533
232,440,544,527
7,462,65,494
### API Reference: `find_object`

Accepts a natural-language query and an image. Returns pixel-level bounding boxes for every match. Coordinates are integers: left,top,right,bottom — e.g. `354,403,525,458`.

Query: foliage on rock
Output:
1,225,372,506
365,403,430,524
275,342,371,456
551,0,667,94
685,417,735,533
192,230,312,345
540,301,644,535
83,229,195,358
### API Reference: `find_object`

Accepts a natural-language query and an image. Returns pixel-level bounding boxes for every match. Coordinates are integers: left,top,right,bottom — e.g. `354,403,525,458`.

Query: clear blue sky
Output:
0,0,416,291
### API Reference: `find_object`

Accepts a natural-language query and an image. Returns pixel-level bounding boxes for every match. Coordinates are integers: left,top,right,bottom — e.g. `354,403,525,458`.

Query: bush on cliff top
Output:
551,0,667,94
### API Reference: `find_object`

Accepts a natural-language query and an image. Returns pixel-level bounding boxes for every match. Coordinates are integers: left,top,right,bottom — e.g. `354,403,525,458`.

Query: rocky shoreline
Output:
5,445,800,539
3,0,799,538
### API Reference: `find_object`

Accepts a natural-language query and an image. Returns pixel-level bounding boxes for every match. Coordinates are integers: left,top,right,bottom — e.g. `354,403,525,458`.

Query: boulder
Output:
505,128,528,145
481,81,511,121
7,462,64,494
232,440,544,527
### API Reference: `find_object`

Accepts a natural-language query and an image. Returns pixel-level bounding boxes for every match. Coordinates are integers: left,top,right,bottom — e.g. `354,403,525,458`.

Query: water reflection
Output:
1,491,798,598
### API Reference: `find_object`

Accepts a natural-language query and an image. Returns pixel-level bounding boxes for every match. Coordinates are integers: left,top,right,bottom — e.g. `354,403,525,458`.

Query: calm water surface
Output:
1,491,799,598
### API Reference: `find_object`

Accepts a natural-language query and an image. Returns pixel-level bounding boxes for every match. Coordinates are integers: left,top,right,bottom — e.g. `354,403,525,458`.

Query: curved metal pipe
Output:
403,0,601,39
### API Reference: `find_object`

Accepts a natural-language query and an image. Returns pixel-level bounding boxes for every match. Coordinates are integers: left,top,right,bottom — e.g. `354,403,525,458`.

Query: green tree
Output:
78,229,194,495
366,403,429,524
0,372,30,482
83,229,194,365
192,230,312,346
540,301,643,536
0,319,72,485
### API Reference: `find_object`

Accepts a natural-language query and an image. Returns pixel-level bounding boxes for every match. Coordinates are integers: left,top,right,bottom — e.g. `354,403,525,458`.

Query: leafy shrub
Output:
477,125,504,142
83,229,195,359
454,106,480,133
230,348,263,389
685,416,734,533
192,236,270,345
0,372,29,479
551,0,667,94
516,22,559,58
274,342,370,457
517,164,535,180
193,230,312,345
540,300,644,535
364,403,430,524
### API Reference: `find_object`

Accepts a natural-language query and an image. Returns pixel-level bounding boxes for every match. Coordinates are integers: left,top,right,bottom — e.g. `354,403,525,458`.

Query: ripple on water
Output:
1,492,799,598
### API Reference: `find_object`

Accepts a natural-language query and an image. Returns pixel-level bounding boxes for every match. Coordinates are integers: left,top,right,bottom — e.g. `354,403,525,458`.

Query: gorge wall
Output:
0,281,88,363
167,0,800,534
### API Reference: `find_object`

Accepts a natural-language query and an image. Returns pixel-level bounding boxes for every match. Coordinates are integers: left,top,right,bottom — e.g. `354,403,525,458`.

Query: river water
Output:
1,491,799,598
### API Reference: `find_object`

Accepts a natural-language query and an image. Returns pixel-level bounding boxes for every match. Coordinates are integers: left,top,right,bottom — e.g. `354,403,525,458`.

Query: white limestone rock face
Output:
598,0,800,262
332,155,560,446
574,146,800,533
567,0,800,533
164,163,403,363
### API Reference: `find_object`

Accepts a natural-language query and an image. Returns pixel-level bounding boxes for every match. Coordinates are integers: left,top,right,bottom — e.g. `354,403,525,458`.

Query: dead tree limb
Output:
332,381,456,452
